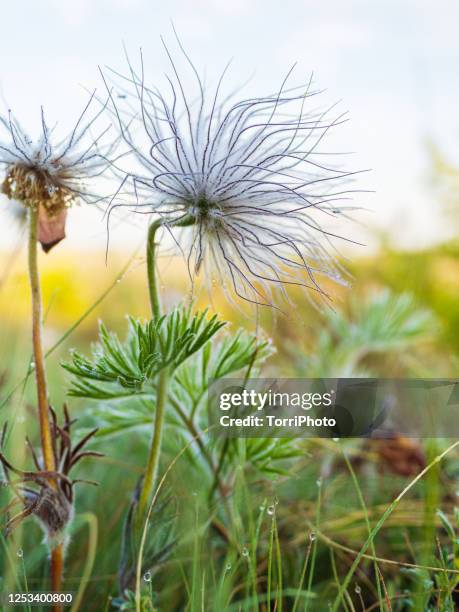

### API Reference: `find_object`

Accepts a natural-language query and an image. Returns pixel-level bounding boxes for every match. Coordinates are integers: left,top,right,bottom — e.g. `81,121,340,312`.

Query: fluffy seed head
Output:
0,406,102,546
107,37,363,306
0,94,117,250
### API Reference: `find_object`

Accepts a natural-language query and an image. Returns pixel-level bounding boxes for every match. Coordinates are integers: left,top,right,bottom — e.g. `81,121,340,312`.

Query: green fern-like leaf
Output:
62,306,226,400
172,330,273,413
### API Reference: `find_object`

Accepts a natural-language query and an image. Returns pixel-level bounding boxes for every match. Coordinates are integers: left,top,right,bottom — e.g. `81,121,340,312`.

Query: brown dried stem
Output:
28,205,62,602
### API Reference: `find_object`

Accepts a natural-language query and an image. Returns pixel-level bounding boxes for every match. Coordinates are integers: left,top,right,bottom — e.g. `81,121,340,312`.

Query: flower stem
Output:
136,219,169,528
136,367,169,527
50,544,63,591
136,216,195,527
146,219,162,320
28,205,62,601
146,217,195,316
28,206,56,475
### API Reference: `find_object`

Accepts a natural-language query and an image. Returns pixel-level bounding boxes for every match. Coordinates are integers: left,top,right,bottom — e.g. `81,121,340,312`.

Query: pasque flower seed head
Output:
105,34,364,306
0,94,118,251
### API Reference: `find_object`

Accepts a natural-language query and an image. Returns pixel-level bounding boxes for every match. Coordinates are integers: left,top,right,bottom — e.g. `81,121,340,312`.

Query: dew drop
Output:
241,546,249,557
267,505,275,516
309,531,316,542
316,478,322,487
259,504,266,512
354,585,361,594
143,571,152,582
30,361,35,369
225,563,232,571
16,548,23,558
47,185,56,195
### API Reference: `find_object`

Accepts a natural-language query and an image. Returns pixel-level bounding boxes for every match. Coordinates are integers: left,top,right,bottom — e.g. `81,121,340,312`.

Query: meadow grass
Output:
1,243,459,610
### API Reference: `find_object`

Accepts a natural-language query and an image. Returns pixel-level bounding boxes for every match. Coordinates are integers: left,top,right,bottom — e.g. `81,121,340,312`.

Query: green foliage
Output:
86,397,155,437
67,325,273,437
225,437,302,477
63,313,300,483
354,242,459,357
171,331,273,414
118,491,177,596
62,306,226,400
296,289,437,377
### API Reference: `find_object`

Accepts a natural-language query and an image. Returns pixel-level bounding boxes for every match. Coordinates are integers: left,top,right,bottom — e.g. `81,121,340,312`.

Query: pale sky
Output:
1,0,458,253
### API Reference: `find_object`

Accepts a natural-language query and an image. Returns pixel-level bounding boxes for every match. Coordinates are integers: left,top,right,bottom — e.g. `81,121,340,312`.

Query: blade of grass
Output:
70,512,98,612
341,448,383,611
292,533,313,612
0,243,142,412
329,549,353,612
135,426,214,612
305,479,322,612
267,512,275,612
274,514,283,612
19,552,32,612
330,440,459,612
308,523,459,574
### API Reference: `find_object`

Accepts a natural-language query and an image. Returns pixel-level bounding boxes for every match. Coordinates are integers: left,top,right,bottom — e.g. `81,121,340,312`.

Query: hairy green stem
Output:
136,219,168,529
146,219,162,320
146,216,194,319
136,367,169,527
137,216,196,527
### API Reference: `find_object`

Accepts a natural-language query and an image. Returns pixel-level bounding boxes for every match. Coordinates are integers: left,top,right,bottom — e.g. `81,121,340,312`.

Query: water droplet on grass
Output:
17,548,23,558
143,571,151,582
309,532,316,542
242,546,249,557
267,505,275,516
354,585,361,594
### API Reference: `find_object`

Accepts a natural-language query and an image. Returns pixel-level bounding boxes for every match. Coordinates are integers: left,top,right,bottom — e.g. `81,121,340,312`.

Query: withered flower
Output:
0,95,117,252
368,435,426,478
0,405,102,547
